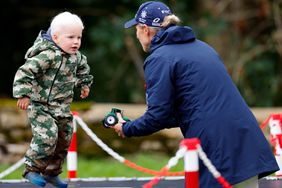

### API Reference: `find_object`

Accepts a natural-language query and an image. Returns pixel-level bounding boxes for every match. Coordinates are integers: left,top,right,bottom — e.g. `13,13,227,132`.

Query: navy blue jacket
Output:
122,25,279,187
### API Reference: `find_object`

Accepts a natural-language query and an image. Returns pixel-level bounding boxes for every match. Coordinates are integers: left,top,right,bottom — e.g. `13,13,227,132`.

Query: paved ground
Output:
0,177,281,188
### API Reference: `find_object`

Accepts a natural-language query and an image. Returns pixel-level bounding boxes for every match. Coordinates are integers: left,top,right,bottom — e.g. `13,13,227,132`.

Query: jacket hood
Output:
25,30,58,59
149,25,196,53
41,28,53,42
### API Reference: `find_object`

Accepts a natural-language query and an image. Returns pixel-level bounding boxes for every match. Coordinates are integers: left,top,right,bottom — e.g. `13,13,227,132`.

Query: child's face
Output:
52,25,83,54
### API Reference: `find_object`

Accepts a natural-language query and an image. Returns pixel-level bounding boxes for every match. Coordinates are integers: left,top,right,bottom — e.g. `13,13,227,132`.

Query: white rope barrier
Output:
196,144,232,188
142,146,187,188
196,144,221,178
74,115,125,163
166,146,187,169
0,114,277,188
75,115,231,188
0,157,25,179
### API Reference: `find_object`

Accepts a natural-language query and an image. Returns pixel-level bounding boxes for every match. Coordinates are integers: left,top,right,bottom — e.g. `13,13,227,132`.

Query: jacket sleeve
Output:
12,51,53,99
122,56,178,137
75,54,93,88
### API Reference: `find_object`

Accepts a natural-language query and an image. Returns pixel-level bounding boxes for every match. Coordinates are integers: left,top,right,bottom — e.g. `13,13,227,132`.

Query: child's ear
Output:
51,34,58,43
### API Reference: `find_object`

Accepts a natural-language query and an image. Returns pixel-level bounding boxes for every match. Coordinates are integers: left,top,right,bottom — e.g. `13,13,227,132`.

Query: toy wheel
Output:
103,113,118,128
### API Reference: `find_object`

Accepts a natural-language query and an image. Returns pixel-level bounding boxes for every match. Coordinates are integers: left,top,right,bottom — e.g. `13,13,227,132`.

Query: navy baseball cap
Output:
124,1,172,29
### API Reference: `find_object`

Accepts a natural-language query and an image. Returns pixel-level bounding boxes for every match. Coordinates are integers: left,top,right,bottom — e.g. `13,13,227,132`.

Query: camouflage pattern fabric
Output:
13,31,93,176
13,30,93,106
24,101,73,176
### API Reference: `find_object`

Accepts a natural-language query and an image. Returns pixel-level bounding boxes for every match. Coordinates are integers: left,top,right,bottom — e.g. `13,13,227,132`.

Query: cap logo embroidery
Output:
153,18,160,23
124,2,172,28
139,18,146,23
141,10,147,18
161,10,170,14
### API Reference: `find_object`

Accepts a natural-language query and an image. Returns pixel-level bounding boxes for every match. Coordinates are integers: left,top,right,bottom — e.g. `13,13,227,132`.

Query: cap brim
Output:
124,18,138,29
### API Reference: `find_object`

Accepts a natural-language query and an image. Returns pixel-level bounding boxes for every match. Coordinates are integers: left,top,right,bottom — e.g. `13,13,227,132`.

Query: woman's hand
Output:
111,112,126,138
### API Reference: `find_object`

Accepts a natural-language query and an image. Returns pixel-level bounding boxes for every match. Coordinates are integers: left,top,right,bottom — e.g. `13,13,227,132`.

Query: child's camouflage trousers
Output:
23,101,73,177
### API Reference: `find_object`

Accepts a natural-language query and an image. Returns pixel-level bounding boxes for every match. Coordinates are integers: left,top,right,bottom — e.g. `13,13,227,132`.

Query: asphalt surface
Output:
0,177,281,188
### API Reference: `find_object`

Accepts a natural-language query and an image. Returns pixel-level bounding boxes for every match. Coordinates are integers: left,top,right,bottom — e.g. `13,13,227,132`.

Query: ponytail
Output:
161,14,181,27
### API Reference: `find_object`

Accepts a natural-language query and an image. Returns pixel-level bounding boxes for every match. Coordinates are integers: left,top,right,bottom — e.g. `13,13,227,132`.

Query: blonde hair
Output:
148,14,181,34
50,11,84,35
161,14,181,27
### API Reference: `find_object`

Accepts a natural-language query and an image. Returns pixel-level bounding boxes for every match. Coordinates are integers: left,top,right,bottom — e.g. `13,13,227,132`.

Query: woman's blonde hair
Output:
161,14,181,27
148,14,181,34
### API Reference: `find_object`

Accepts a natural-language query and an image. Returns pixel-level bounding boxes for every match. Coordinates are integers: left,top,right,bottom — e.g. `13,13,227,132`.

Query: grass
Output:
0,98,17,107
0,98,93,111
0,99,184,180
0,152,184,180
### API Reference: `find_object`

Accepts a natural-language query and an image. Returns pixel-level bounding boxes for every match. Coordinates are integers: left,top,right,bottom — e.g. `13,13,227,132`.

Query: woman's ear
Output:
143,25,150,35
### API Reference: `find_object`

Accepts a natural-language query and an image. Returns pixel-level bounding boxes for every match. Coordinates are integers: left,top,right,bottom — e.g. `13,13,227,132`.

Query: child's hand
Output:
17,97,30,110
80,86,90,99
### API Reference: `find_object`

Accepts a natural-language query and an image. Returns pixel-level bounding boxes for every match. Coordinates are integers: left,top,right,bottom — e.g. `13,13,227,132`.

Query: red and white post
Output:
67,111,78,179
269,114,282,176
181,138,200,188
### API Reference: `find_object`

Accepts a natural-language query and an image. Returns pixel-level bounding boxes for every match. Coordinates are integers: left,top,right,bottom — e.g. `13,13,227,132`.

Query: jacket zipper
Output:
47,59,64,104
